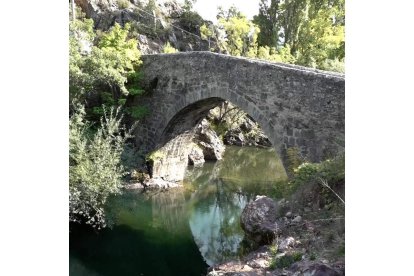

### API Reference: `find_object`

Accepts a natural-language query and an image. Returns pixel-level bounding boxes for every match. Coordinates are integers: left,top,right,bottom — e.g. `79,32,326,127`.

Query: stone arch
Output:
134,52,345,182
146,95,284,183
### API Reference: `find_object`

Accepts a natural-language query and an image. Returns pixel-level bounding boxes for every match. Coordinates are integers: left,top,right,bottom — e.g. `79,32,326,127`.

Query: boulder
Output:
292,216,302,223
222,120,271,148
240,196,280,245
188,143,205,167
278,237,297,252
195,119,225,160
223,130,245,146
145,177,181,189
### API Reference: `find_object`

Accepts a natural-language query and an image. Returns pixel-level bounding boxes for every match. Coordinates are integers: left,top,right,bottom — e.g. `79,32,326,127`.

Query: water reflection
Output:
185,145,288,266
69,146,288,275
189,179,248,266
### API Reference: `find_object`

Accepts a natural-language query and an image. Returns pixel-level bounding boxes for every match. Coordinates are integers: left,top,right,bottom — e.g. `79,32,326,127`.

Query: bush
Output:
117,0,130,9
179,10,204,33
69,104,136,228
290,153,345,192
162,42,178,53
69,20,142,107
286,147,304,174
320,58,345,73
269,252,303,270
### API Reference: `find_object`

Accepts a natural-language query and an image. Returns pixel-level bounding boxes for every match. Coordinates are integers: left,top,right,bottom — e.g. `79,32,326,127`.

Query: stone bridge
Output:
133,52,345,182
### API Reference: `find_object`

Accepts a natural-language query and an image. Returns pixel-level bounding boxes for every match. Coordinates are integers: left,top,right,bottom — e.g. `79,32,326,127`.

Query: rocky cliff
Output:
74,0,214,54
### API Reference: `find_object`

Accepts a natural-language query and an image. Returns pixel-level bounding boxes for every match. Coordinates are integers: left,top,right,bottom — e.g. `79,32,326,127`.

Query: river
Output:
69,145,288,276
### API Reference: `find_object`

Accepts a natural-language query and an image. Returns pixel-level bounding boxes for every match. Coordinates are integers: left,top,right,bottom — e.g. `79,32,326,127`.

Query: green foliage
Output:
318,153,345,183
286,147,304,174
146,150,165,164
320,58,345,73
270,252,303,269
162,42,178,53
69,19,143,108
179,10,204,33
253,0,281,48
126,71,145,96
252,0,345,70
291,153,345,189
269,244,278,255
126,106,150,120
145,0,157,12
268,258,276,270
117,0,130,9
310,252,316,260
200,24,213,40
293,162,320,185
69,18,149,122
295,7,345,69
200,23,215,49
256,45,296,63
217,8,260,57
69,104,135,228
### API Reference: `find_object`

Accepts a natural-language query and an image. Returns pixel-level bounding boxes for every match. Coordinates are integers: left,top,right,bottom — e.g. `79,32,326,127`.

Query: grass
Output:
268,252,303,270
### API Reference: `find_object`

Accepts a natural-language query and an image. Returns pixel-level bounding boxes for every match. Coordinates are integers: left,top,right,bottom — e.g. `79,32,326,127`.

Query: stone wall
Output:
133,52,345,181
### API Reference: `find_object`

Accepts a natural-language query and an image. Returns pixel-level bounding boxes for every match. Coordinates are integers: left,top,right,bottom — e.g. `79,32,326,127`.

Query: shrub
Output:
69,20,142,107
320,58,345,73
117,0,130,9
69,104,136,228
271,252,302,269
290,153,345,195
286,147,304,174
162,42,178,53
179,10,204,33
126,105,150,120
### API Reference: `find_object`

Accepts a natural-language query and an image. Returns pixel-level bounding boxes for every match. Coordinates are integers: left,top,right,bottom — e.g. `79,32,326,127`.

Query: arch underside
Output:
146,97,283,183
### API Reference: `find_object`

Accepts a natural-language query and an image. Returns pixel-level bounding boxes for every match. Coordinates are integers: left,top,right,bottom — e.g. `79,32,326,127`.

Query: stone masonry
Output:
132,52,345,182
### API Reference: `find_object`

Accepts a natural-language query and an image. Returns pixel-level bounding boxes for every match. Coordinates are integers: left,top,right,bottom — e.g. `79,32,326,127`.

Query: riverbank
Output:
208,192,345,276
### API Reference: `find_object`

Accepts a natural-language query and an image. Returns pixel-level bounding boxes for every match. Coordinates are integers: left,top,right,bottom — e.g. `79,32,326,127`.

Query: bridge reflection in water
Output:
70,146,288,276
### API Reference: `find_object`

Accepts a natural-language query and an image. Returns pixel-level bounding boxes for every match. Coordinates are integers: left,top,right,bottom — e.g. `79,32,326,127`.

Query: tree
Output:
253,0,345,71
200,23,214,49
69,18,144,118
253,0,282,48
293,0,345,68
217,6,260,57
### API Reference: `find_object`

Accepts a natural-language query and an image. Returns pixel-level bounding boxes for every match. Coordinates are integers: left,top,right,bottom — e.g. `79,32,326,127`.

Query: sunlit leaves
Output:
69,104,136,228
69,21,142,101
217,9,260,57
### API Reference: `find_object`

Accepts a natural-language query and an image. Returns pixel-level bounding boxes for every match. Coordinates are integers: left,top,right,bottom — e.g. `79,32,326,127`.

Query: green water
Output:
69,146,288,276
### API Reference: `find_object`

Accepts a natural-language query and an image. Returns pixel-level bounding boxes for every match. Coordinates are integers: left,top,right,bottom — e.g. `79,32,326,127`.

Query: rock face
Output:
206,103,272,148
75,0,212,53
195,119,225,161
240,196,280,245
223,116,272,148
188,143,205,166
290,262,342,276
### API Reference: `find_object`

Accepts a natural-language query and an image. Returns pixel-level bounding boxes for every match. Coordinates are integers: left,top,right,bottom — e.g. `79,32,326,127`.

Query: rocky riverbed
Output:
208,194,345,276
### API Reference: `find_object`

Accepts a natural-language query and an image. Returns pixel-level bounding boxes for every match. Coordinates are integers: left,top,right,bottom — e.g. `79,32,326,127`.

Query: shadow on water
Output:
70,189,208,276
